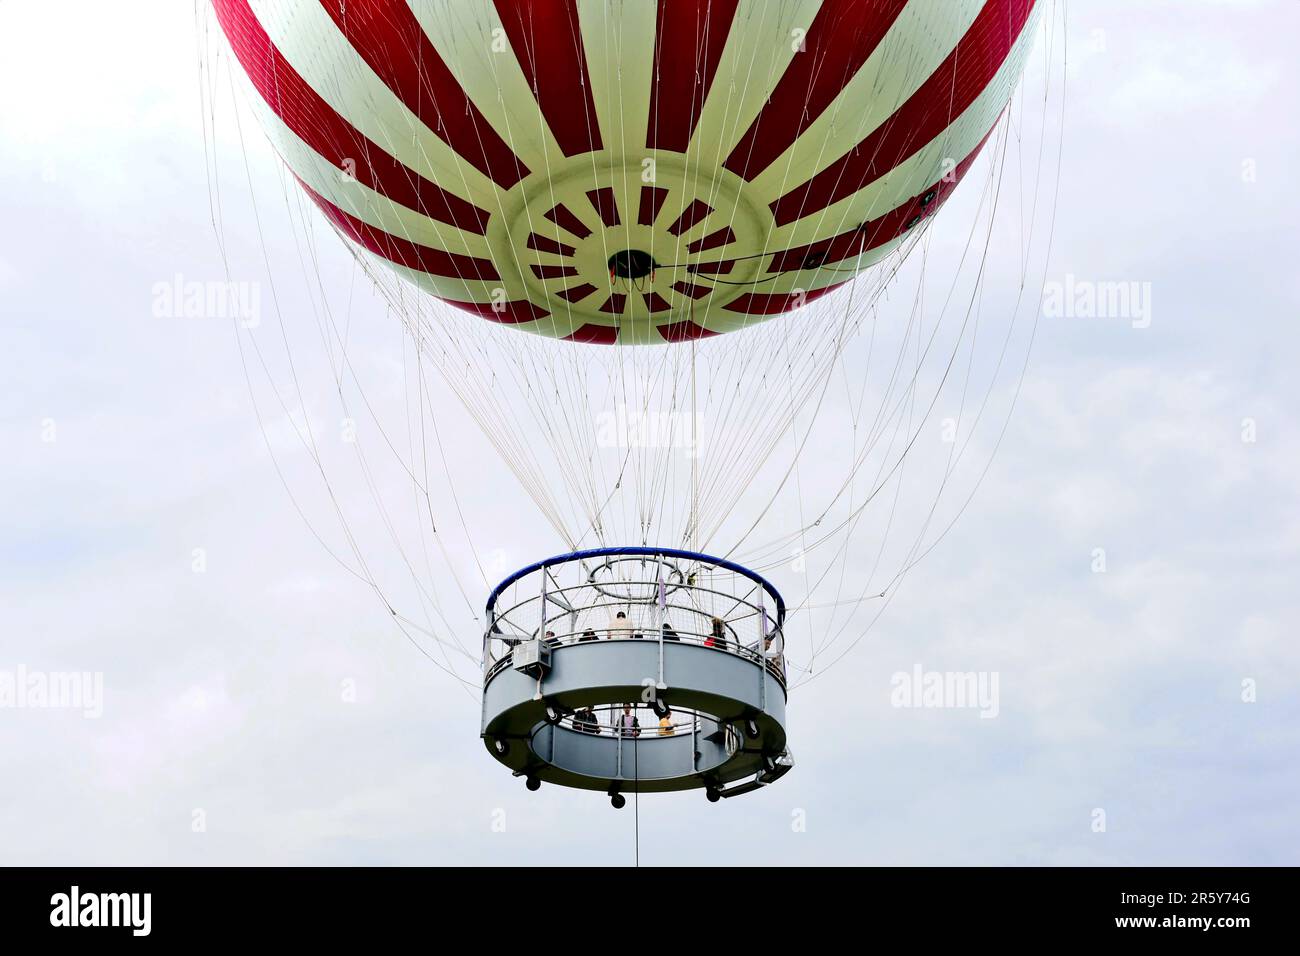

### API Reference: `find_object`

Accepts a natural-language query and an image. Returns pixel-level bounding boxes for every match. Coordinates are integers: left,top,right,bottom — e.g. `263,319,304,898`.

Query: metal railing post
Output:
539,570,548,638
758,591,768,712
656,554,667,691
691,712,698,771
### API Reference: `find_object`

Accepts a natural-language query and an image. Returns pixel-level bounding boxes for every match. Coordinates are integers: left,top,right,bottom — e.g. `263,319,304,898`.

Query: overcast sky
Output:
2,0,1297,865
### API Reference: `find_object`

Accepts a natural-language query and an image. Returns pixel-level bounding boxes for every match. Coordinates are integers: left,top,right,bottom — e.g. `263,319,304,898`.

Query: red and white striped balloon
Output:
213,0,1041,344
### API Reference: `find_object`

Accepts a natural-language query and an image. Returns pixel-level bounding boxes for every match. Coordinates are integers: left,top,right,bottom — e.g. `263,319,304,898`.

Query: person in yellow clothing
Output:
658,709,675,736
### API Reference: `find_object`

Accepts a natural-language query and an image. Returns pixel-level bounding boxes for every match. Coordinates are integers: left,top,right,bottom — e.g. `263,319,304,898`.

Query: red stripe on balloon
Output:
315,0,529,189
495,0,602,156
298,179,499,281
565,323,620,344
599,293,628,314
642,291,673,313
724,280,850,315
665,199,713,237
526,233,576,256
586,188,621,227
765,125,996,273
437,297,550,325
531,263,580,280
723,0,908,181
212,0,491,234
556,283,598,303
646,0,739,153
686,226,736,254
770,0,1035,227
672,281,711,300
543,203,593,239
657,319,719,342
638,186,670,226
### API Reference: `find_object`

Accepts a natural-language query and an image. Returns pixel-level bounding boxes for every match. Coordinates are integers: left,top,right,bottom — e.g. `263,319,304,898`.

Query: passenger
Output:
763,636,783,669
704,617,728,650
543,629,559,648
617,703,640,738
579,629,598,643
658,708,675,736
608,610,634,641
574,706,599,735
661,622,680,641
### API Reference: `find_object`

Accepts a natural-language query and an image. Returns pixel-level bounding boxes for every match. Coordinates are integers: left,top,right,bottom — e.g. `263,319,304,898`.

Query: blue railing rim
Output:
485,546,786,625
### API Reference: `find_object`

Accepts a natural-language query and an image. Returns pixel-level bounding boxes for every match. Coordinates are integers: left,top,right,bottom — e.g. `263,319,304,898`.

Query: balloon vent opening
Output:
609,250,657,280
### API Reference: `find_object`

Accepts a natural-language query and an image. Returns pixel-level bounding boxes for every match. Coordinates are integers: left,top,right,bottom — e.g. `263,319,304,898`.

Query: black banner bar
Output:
0,866,1284,943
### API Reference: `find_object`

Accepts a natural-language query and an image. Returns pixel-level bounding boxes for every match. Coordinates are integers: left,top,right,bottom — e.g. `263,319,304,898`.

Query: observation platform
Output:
481,547,793,807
